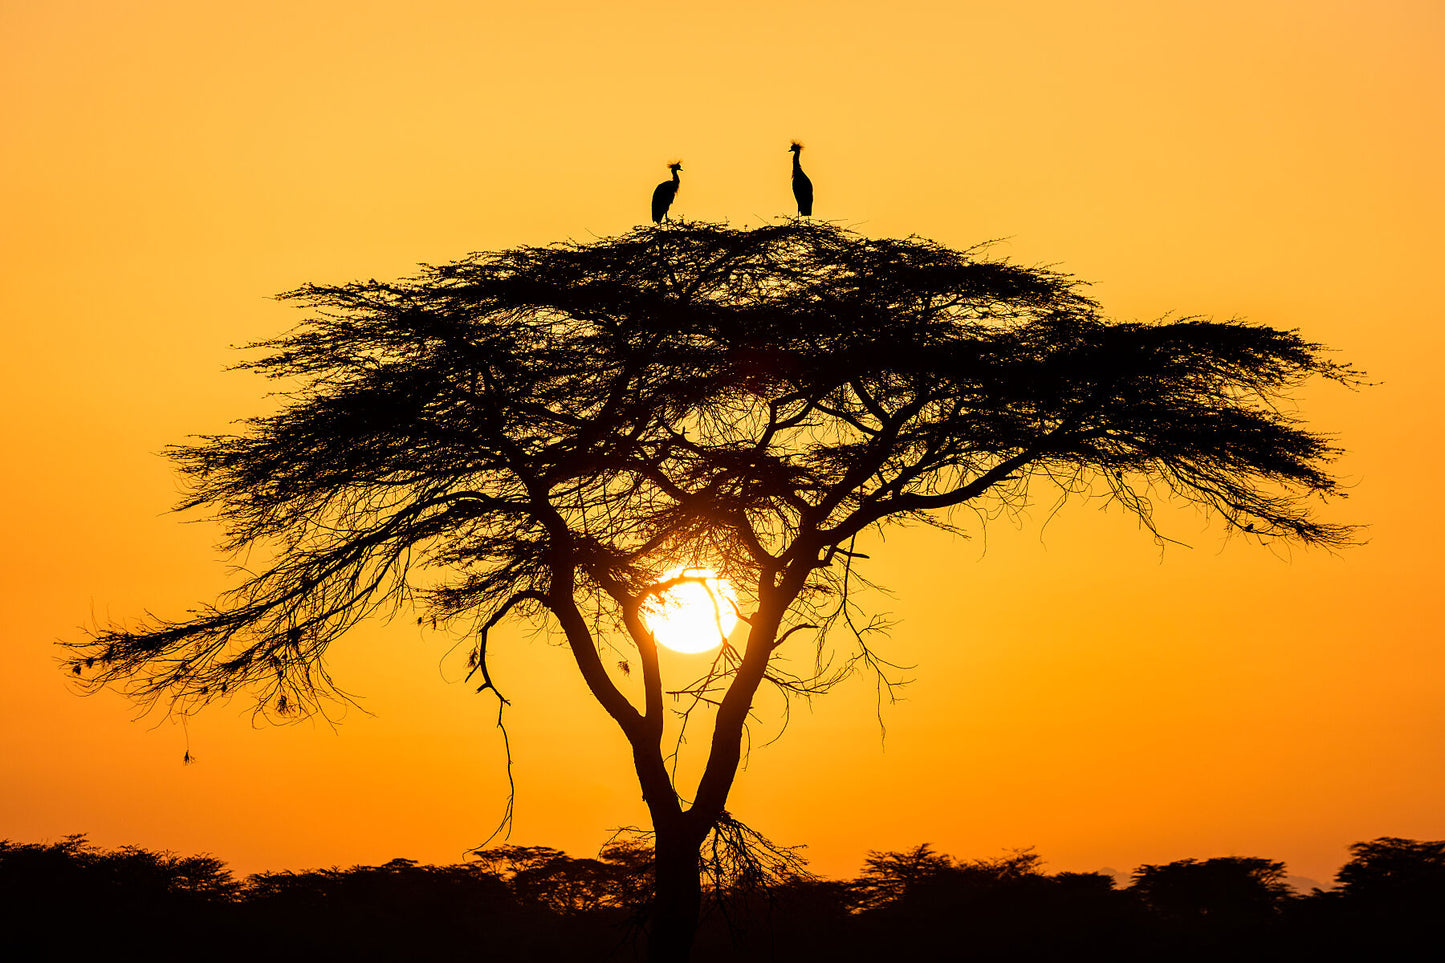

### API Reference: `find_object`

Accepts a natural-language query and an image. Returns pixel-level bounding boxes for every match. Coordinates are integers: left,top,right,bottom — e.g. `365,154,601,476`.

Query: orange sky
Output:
3,0,1442,888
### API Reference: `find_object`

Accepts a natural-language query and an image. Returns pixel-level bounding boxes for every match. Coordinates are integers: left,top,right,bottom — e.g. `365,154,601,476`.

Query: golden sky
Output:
3,0,1442,886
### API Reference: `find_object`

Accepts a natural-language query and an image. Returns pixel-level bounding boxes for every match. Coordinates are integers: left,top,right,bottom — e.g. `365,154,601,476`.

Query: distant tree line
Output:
3,834,1440,961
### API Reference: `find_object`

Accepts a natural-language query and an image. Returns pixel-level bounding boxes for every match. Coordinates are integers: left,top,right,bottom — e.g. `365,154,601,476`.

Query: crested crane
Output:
651,162,682,223
789,141,813,216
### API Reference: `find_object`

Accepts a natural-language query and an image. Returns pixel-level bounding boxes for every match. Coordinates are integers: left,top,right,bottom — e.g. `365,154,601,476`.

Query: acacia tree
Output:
68,221,1356,961
1130,856,1292,924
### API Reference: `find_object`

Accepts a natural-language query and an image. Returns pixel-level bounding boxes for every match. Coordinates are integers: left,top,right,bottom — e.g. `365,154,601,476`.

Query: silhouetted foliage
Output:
1334,835,1445,903
234,857,565,961
0,835,239,904
839,845,1147,961
1119,856,1296,960
1311,836,1445,958
1130,856,1291,923
66,220,1359,961
470,841,653,914
12,834,1445,961
0,835,238,960
850,842,957,910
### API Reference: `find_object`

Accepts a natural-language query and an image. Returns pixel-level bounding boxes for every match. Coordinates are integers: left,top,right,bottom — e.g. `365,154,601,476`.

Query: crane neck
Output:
791,151,803,173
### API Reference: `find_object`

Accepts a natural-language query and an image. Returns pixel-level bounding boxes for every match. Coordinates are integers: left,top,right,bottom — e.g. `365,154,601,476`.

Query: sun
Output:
640,567,739,654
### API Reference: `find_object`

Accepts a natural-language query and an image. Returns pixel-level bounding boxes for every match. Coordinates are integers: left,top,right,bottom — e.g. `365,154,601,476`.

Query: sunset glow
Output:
640,568,738,654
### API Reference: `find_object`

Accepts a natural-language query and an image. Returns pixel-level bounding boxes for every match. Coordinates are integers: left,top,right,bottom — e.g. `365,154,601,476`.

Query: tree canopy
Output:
68,221,1356,715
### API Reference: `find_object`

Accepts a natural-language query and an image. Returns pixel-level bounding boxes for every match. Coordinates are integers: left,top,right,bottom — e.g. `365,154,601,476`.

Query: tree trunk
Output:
648,816,705,963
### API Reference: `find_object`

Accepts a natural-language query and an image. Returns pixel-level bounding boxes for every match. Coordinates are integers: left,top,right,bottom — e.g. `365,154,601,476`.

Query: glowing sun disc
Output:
641,567,738,654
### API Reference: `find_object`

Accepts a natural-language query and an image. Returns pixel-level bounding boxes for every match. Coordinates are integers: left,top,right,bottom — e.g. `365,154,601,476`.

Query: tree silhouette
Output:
66,220,1358,961
469,841,653,914
851,843,957,910
1334,836,1445,903
1328,836,1445,955
0,835,241,959
1130,856,1292,925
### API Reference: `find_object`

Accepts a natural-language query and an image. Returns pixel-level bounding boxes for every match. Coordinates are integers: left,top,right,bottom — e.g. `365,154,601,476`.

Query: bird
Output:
651,161,682,223
789,141,813,216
